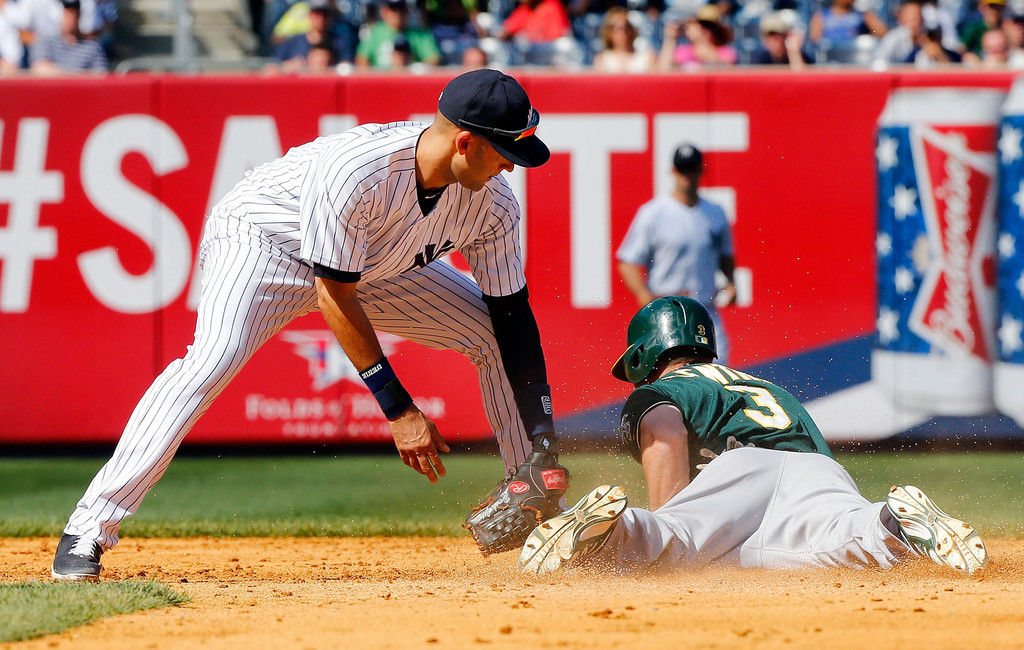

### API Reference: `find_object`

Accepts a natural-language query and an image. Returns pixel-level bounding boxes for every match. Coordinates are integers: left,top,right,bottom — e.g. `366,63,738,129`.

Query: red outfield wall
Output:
0,71,1014,444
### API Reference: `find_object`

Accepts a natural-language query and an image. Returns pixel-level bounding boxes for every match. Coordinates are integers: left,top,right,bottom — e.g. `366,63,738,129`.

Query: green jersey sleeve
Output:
619,385,677,462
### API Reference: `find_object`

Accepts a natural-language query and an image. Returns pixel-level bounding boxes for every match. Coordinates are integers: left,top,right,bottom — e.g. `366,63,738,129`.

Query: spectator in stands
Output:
419,0,484,65
272,0,347,70
808,0,886,60
919,0,959,53
873,0,924,65
389,32,414,66
270,0,358,62
592,6,655,72
905,25,961,65
961,0,1005,55
356,0,441,68
30,0,105,74
1002,12,1024,66
460,43,488,66
568,0,663,59
964,26,1009,65
499,0,570,43
5,0,57,50
497,0,571,64
8,0,107,49
750,11,811,68
306,39,338,70
0,0,24,73
658,4,736,69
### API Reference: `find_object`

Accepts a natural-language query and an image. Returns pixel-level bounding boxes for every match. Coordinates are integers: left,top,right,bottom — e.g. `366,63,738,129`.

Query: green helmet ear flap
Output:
612,341,651,382
611,296,718,383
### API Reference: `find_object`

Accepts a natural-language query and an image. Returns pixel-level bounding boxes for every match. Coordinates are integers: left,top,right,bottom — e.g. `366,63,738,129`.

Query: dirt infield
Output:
2,537,1023,649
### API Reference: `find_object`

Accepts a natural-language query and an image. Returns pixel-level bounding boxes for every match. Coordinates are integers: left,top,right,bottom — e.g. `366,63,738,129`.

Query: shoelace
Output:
69,536,102,560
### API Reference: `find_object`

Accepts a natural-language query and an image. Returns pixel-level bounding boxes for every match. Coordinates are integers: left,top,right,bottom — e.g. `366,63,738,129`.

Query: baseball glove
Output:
465,449,569,556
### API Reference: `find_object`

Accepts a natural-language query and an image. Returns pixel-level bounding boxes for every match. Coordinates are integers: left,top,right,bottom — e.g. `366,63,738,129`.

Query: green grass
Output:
0,581,187,642
1,451,1021,538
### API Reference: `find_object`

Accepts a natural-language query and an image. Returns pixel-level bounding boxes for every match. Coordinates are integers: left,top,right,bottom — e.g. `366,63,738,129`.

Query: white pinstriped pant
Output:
65,226,530,549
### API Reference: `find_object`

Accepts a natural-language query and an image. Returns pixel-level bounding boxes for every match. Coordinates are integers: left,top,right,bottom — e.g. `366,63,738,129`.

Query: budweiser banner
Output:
1,72,1023,445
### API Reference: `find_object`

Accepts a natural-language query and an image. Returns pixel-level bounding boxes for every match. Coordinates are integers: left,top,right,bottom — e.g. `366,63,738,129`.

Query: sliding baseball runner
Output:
518,297,988,577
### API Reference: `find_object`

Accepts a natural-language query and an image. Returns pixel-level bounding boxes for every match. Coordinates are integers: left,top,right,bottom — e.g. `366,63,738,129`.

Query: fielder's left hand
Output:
389,405,450,483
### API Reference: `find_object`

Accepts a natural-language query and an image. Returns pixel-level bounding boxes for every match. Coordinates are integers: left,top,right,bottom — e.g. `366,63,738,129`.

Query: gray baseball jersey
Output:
64,121,535,550
616,195,732,304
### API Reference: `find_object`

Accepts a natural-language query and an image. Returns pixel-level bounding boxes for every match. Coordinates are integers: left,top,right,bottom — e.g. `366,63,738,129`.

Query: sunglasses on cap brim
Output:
458,108,540,141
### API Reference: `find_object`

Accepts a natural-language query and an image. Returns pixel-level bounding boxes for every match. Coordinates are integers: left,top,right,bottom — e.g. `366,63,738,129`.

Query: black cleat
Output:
51,534,104,581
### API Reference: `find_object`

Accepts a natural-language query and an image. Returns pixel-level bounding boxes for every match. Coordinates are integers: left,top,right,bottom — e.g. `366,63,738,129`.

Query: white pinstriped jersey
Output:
213,121,526,297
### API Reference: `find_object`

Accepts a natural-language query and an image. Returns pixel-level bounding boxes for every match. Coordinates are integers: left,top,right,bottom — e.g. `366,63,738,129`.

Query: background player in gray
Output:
52,69,567,580
616,144,736,363
519,297,988,576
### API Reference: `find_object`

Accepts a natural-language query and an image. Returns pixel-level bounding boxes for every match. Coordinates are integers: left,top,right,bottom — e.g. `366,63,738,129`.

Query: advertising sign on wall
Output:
1,72,1021,445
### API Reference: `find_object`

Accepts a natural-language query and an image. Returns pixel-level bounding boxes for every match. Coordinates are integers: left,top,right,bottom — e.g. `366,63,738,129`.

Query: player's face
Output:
453,133,515,191
673,167,702,192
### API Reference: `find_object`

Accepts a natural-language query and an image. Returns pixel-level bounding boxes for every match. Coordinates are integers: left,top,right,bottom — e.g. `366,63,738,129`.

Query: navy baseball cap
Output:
438,69,550,168
673,143,703,173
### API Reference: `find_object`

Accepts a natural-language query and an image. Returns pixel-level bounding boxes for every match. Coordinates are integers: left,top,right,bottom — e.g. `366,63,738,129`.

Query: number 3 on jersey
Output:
724,385,792,429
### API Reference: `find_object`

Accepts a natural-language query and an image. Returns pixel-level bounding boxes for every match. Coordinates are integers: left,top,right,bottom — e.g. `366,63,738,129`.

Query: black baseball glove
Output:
465,446,569,556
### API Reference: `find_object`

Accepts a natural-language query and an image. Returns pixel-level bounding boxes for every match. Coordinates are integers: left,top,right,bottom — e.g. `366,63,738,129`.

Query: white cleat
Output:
518,485,627,575
886,485,988,575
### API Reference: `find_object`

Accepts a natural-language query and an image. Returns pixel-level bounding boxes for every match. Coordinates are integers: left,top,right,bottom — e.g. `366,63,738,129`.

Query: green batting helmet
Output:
611,296,717,383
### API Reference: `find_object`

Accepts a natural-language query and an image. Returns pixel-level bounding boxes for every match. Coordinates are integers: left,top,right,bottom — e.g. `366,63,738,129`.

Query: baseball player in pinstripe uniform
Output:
52,69,568,580
519,297,988,576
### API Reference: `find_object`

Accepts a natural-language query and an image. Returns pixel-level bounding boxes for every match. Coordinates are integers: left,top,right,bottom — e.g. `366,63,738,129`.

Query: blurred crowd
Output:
257,0,1024,72
3,0,1024,73
0,0,114,74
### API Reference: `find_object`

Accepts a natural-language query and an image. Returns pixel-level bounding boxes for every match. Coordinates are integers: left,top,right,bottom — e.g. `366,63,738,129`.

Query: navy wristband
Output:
359,357,413,420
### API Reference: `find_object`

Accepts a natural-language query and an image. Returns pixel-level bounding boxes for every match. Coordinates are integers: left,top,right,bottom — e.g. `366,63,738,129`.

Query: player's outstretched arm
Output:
464,288,569,555
480,288,558,451
315,277,449,482
637,404,691,511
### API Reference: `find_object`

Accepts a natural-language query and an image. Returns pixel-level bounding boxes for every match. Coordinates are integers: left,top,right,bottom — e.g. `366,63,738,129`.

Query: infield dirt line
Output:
3,537,1023,649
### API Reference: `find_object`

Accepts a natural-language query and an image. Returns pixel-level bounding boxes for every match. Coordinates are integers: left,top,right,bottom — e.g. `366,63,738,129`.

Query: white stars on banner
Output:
999,125,1024,164
999,232,1017,259
876,232,892,257
894,266,915,294
1014,180,1024,218
999,315,1024,355
878,307,900,344
890,185,918,221
876,135,899,171
1017,270,1024,300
